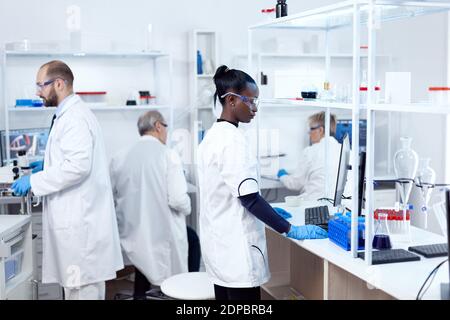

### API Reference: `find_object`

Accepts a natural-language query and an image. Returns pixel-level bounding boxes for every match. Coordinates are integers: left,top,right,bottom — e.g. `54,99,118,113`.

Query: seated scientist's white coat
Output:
279,113,341,201
280,136,341,200
109,111,191,286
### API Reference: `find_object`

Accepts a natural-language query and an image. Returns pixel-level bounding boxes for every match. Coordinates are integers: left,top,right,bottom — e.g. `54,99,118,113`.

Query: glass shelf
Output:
249,1,450,31
8,105,170,112
4,51,169,58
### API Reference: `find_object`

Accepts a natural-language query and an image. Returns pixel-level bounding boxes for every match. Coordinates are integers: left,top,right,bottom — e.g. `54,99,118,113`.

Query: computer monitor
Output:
0,128,49,165
335,119,367,152
333,134,366,216
334,134,350,208
358,152,366,216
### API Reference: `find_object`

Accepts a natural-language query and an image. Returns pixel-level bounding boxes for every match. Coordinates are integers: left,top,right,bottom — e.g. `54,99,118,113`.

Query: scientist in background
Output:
277,112,341,200
110,110,195,300
11,60,124,299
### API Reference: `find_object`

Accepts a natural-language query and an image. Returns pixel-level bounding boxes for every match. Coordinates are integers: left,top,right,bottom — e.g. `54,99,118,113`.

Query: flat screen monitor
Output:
335,119,367,152
358,151,366,216
0,128,49,165
334,134,350,207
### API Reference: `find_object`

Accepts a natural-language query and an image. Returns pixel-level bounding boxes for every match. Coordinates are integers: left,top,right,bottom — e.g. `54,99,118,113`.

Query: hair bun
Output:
213,65,230,82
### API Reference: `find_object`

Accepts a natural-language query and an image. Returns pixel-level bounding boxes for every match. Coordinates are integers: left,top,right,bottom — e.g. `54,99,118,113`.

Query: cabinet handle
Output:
31,279,39,300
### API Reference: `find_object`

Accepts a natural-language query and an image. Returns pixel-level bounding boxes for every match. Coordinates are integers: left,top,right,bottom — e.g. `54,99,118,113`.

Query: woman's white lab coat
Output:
30,95,124,288
110,135,191,285
198,121,270,288
280,136,342,200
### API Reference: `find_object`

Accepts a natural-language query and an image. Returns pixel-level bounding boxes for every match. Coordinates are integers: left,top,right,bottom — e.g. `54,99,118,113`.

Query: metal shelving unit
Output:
1,49,173,164
248,0,450,275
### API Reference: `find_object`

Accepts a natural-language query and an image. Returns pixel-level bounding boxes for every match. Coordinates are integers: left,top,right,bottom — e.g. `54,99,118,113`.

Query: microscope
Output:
0,151,34,215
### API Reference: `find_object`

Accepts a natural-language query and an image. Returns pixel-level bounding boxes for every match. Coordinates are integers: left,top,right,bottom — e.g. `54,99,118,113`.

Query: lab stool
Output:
161,272,215,300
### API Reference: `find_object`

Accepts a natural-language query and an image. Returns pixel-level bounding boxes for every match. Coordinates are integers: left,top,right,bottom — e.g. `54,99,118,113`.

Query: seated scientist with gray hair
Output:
110,110,198,299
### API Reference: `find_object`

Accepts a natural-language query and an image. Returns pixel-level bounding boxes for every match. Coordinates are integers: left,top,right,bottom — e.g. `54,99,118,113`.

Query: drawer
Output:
32,222,43,232
38,283,62,300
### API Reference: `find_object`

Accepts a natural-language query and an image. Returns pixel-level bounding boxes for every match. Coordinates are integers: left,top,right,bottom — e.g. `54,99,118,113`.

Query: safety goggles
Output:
220,92,260,109
36,78,67,92
308,125,323,133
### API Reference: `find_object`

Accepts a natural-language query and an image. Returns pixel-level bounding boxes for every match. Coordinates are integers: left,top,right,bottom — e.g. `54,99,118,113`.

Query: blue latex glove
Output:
30,160,44,173
286,225,328,240
277,169,288,178
273,207,292,219
11,176,31,196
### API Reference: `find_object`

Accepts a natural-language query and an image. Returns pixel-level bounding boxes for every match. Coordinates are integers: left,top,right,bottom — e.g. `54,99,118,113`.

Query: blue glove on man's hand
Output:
11,175,31,196
286,225,328,240
277,169,288,178
273,207,292,219
30,160,44,173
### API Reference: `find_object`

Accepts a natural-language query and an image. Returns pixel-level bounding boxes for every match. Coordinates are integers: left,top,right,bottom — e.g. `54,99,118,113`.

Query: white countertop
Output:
0,215,31,237
271,202,449,300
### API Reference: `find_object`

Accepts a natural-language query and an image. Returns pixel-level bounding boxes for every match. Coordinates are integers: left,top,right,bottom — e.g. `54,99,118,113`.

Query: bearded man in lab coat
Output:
110,110,192,300
12,60,124,300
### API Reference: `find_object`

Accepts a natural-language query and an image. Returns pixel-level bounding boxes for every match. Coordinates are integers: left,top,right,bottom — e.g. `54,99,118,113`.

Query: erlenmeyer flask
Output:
394,137,419,207
416,158,436,228
373,212,392,250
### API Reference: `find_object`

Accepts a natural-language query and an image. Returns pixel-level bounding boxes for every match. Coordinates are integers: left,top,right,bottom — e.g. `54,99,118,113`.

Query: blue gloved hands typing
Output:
11,175,31,196
277,169,288,178
30,160,44,173
286,225,328,240
273,207,292,219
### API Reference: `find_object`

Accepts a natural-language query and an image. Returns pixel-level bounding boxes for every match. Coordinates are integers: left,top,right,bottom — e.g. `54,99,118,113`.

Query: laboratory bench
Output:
264,202,449,300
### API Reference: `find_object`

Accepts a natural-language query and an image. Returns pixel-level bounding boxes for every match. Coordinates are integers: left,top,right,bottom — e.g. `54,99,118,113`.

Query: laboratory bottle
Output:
276,0,288,18
197,50,203,75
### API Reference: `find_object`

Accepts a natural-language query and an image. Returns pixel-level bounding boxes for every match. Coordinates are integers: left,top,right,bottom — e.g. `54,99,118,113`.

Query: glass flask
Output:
372,212,392,250
416,158,436,229
394,137,419,210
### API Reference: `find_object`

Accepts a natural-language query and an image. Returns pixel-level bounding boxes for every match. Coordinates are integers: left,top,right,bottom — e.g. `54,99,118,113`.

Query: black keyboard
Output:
408,243,448,258
305,206,330,230
357,249,421,265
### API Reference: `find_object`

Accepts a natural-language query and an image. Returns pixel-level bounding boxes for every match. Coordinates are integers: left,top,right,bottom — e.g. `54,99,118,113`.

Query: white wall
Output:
0,0,338,107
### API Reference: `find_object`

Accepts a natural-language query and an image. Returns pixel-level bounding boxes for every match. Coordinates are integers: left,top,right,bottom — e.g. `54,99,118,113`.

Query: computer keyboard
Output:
408,243,448,258
357,249,421,265
305,206,330,230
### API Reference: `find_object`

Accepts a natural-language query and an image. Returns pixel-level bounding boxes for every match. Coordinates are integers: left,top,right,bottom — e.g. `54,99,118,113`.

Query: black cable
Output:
317,197,351,212
416,258,448,300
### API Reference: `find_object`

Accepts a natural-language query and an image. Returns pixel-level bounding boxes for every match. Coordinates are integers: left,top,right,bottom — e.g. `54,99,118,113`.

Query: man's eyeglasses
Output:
220,92,260,109
158,121,168,128
36,78,66,92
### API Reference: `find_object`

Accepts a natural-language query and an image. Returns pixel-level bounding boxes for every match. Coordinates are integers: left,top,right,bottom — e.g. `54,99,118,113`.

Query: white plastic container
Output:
360,85,381,104
428,87,450,106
